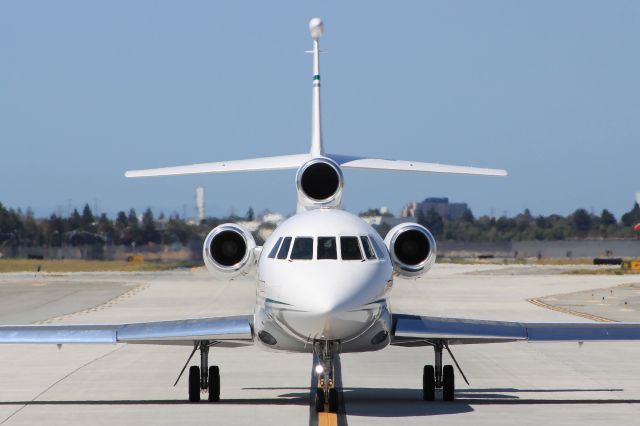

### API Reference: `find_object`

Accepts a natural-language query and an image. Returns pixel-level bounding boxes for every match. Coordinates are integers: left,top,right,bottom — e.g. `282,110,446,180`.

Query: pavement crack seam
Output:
34,283,150,325
0,345,126,425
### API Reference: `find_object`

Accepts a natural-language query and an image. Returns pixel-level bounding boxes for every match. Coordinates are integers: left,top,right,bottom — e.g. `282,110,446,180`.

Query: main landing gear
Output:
314,341,340,413
176,341,221,402
422,340,468,402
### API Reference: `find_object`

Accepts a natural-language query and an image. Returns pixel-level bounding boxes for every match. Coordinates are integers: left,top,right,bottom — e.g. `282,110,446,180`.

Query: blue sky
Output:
1,1,639,219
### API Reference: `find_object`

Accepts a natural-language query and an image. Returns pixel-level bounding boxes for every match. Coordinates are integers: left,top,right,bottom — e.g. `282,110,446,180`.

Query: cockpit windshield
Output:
340,236,363,260
290,237,313,260
267,237,282,259
277,237,292,259
317,237,337,260
360,236,376,260
268,235,380,262
368,235,386,259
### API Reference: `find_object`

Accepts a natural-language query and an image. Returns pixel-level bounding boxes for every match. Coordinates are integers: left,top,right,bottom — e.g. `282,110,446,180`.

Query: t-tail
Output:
125,17,507,206
309,17,324,157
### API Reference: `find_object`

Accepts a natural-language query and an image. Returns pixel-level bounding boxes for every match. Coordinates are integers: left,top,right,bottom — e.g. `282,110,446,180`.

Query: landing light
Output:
315,364,324,375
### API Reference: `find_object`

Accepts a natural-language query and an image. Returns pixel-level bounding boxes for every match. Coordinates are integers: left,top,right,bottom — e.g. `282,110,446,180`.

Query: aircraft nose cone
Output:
266,261,391,343
283,286,381,341
314,293,349,316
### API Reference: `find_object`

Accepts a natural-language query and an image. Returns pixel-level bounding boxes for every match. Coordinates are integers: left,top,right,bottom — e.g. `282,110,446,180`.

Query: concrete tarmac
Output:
0,265,639,425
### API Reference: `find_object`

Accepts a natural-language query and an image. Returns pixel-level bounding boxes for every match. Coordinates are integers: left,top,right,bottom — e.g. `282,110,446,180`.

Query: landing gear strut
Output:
423,341,461,401
179,341,220,402
314,341,339,413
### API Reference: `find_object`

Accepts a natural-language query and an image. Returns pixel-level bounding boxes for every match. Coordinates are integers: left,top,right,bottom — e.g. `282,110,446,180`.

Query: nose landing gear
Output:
314,341,340,413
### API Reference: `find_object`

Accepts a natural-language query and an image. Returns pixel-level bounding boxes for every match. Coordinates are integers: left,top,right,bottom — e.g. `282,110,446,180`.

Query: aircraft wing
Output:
391,314,640,346
125,154,311,178
328,154,507,177
0,315,254,347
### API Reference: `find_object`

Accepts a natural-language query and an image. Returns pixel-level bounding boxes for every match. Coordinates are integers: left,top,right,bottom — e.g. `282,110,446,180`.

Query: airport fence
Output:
439,239,640,259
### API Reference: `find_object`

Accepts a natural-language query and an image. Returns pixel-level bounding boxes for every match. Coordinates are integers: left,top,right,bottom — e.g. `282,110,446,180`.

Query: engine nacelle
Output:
384,223,437,279
295,157,344,211
202,223,256,279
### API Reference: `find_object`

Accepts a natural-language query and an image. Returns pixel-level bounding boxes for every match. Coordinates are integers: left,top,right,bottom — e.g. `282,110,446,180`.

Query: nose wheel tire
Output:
422,365,435,401
188,366,201,402
328,388,339,412
443,364,455,401
208,366,220,402
315,388,325,412
315,388,339,413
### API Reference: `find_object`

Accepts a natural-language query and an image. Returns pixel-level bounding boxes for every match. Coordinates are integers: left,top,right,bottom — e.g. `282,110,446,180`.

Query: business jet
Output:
3,18,640,414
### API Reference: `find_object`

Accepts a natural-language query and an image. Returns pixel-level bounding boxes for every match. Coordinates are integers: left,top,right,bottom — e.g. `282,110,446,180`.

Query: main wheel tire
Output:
188,365,201,402
208,365,220,402
423,365,435,401
443,364,455,401
328,388,339,413
315,388,325,412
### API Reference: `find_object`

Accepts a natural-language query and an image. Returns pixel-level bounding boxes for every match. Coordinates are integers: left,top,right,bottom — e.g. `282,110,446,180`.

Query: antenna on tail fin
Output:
309,18,325,157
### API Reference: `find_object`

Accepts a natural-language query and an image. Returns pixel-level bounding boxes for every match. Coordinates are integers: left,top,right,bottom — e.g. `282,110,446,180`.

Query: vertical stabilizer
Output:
309,18,325,157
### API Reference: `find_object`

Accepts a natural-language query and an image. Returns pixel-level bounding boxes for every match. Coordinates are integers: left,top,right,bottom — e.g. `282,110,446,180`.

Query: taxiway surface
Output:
0,265,639,425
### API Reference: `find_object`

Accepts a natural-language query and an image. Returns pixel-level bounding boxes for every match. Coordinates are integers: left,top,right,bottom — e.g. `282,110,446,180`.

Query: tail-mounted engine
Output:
203,223,256,279
295,157,344,211
384,223,437,279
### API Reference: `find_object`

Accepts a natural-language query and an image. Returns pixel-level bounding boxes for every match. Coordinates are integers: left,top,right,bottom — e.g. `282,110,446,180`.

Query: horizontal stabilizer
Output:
328,154,507,177
125,154,311,178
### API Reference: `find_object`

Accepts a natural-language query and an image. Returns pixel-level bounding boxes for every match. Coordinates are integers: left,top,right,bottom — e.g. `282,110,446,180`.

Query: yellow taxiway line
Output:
317,412,338,426
527,298,615,323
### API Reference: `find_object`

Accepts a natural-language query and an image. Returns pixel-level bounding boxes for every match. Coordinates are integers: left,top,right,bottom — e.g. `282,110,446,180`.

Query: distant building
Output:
236,221,260,232
636,192,640,206
359,207,415,228
403,197,470,220
260,211,284,225
361,215,415,228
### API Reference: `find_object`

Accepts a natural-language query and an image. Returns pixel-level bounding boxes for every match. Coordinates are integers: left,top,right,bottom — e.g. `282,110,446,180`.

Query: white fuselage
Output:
253,209,394,353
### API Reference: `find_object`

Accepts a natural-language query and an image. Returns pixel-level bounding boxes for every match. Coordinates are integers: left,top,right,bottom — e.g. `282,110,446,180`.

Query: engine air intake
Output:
393,229,430,266
210,230,247,267
295,158,344,210
300,161,340,201
384,223,437,279
203,224,256,279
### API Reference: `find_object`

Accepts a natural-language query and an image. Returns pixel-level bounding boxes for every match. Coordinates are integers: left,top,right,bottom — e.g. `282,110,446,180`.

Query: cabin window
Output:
360,236,376,260
291,237,314,260
340,236,363,260
369,235,386,259
317,237,337,260
277,237,292,259
267,237,283,259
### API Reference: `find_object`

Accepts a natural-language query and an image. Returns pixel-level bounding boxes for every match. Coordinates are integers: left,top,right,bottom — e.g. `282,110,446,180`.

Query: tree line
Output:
0,203,239,248
410,204,640,242
1,201,640,249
